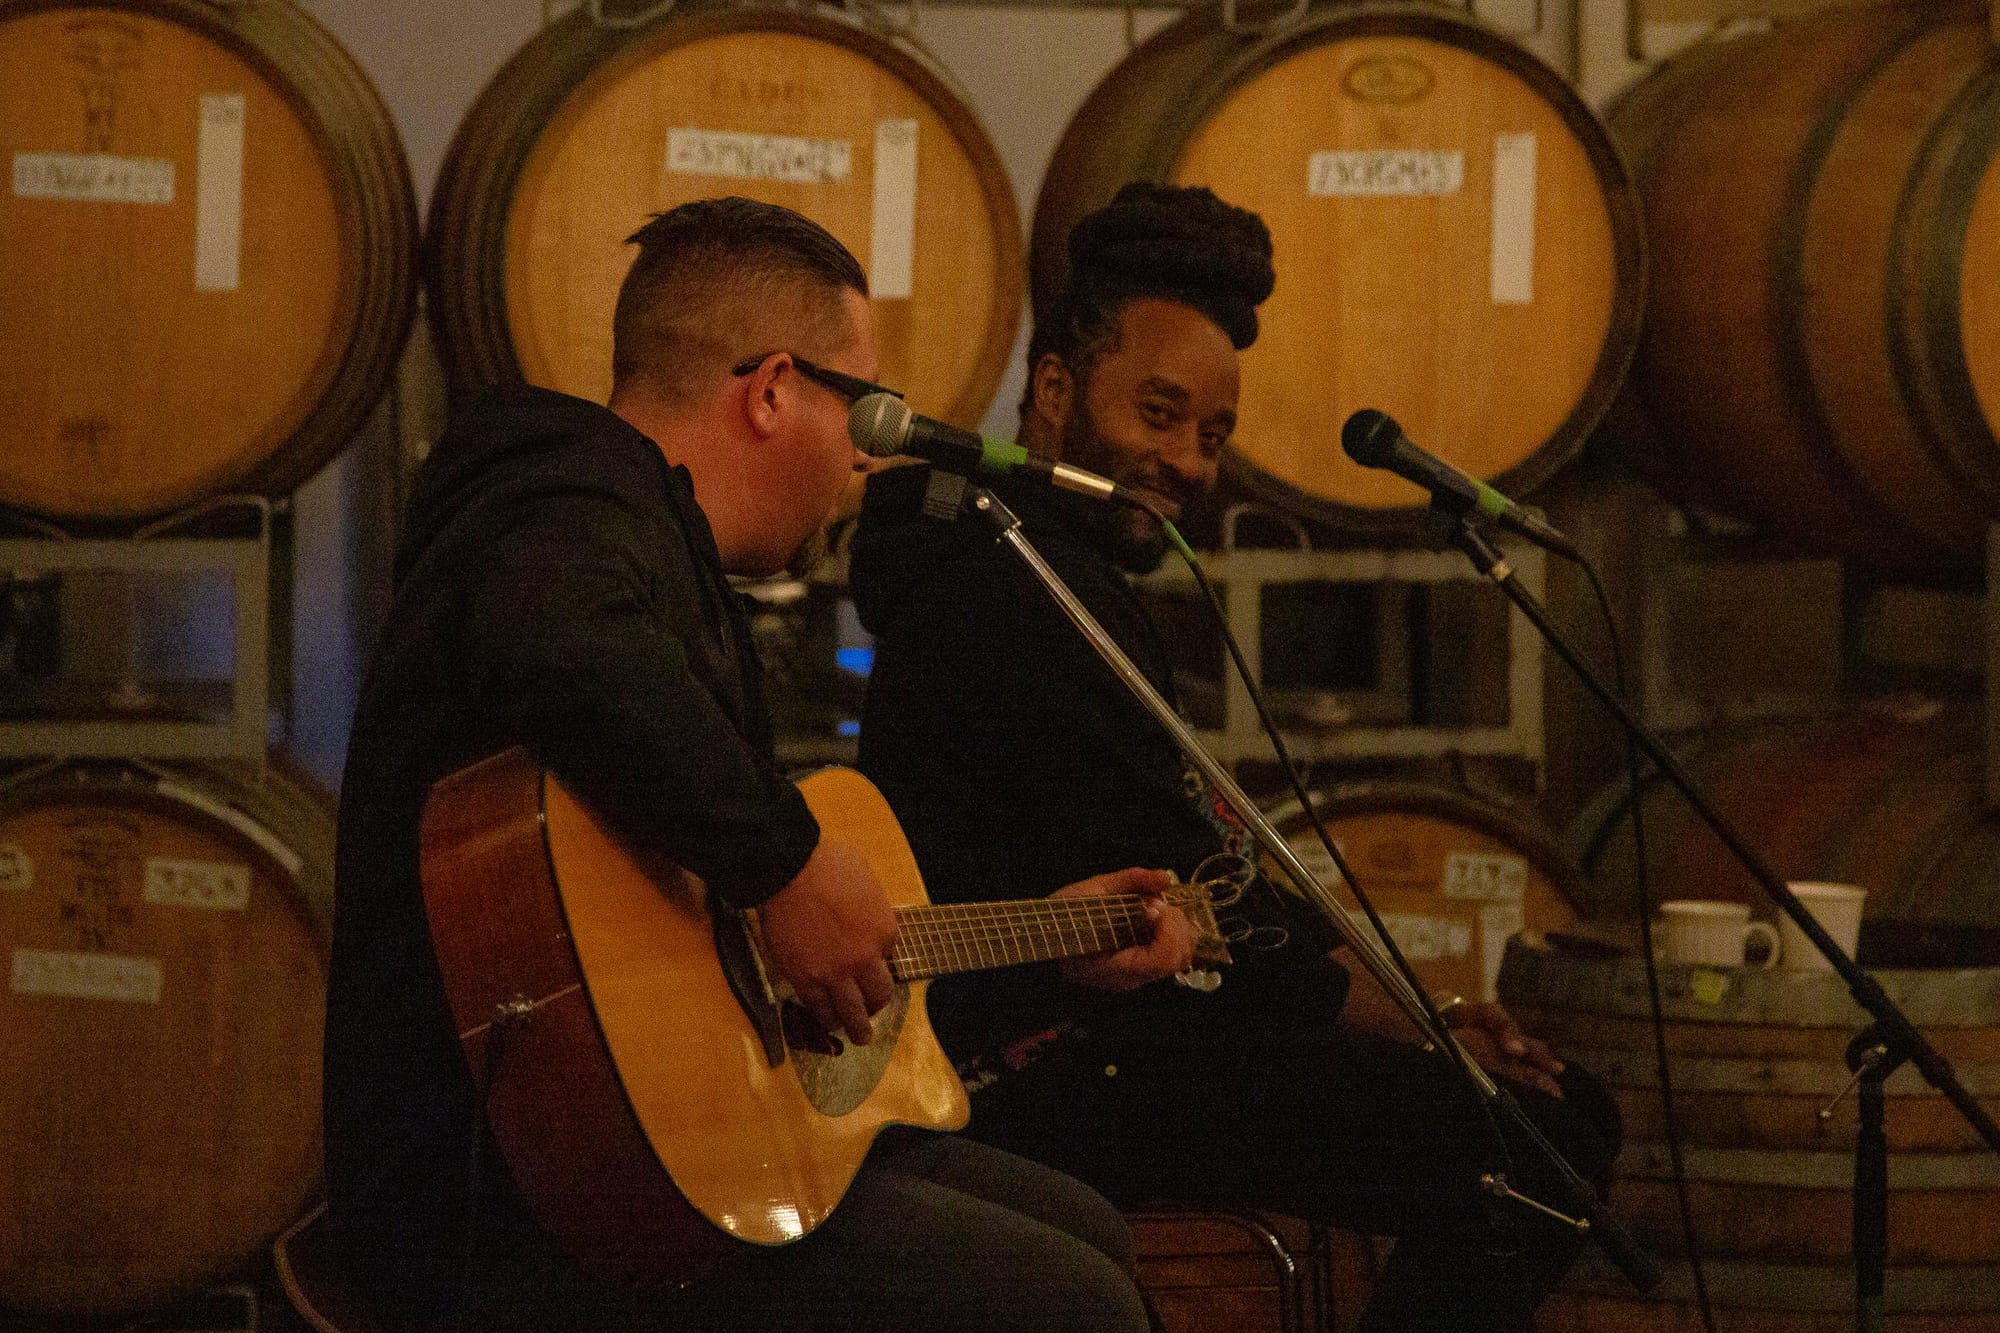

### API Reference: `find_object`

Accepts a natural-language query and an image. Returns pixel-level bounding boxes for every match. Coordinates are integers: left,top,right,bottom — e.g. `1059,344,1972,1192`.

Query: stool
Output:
1128,1208,1323,1333
272,1204,386,1333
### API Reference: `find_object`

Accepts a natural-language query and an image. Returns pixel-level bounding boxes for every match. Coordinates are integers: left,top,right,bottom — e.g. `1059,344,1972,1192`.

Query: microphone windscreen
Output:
1340,409,1400,466
849,393,912,459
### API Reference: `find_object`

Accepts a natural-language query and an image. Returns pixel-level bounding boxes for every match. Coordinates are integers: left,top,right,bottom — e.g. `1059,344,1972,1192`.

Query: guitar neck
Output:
889,894,1162,981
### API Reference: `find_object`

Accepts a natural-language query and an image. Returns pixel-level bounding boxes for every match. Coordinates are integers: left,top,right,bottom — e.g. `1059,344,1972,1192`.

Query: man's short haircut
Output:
1024,183,1274,412
612,197,869,404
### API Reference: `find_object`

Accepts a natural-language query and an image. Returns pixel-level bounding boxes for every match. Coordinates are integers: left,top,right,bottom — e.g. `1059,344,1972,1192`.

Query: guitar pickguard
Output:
713,904,910,1113
788,987,909,1117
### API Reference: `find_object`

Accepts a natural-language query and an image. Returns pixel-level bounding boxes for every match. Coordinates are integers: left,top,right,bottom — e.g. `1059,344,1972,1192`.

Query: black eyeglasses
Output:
732,352,902,405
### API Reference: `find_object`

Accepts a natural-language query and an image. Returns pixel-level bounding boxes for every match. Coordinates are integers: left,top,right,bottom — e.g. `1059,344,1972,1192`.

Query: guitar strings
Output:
886,878,1236,980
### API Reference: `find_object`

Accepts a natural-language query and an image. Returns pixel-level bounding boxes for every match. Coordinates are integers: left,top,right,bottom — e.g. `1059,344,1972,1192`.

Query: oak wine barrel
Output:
1565,701,2000,967
1032,3,1645,538
1503,942,2000,1330
0,0,417,526
0,757,333,1319
1606,4,2000,575
427,1,1023,427
1263,780,1585,1003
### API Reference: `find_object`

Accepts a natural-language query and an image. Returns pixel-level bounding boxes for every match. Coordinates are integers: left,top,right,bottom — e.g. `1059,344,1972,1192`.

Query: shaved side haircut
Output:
612,197,869,405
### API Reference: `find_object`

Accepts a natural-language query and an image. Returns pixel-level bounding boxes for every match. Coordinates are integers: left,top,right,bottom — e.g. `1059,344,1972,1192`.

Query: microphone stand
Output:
953,481,1663,1296
1431,503,2000,1333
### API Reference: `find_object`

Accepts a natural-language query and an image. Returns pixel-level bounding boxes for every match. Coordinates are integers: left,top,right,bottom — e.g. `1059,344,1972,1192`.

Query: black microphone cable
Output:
1124,484,1709,1322
1572,551,1716,1333
1119,492,1520,1184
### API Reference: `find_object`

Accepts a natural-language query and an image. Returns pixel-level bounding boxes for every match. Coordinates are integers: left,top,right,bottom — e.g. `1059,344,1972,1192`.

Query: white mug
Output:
1779,881,1867,971
1655,899,1780,968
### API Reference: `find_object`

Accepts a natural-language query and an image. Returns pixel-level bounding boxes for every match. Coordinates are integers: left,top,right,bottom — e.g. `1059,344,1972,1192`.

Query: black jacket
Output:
324,385,818,1315
852,466,1346,1082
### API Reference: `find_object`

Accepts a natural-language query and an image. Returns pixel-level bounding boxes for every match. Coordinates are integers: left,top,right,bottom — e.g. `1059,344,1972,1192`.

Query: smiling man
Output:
853,183,1622,1332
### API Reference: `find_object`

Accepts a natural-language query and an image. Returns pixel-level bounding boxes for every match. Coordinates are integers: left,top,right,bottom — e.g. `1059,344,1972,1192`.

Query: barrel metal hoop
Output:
1899,65,2000,508
587,0,680,29
1220,0,1310,38
1764,14,1950,557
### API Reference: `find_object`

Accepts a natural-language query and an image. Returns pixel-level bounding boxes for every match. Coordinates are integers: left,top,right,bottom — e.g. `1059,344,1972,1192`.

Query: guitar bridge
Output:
713,908,786,1068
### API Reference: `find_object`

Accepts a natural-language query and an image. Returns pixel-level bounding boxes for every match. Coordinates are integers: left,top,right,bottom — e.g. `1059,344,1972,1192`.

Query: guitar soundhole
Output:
785,986,909,1118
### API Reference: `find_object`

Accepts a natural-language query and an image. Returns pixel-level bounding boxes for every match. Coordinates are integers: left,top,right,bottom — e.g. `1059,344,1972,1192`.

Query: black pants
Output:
965,1027,1623,1333
356,1127,1148,1333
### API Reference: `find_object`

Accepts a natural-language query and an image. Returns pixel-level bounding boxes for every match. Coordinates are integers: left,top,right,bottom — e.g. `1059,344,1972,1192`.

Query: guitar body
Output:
419,748,968,1289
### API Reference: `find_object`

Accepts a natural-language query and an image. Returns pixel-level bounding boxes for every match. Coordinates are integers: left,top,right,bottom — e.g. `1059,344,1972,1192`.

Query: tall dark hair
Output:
1025,183,1274,408
612,197,868,401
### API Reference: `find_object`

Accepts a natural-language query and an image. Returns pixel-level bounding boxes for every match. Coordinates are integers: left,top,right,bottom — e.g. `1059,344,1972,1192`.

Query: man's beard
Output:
1059,407,1181,573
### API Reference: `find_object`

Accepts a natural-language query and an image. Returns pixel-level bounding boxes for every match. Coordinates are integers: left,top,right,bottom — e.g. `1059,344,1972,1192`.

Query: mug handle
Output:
1744,921,1781,969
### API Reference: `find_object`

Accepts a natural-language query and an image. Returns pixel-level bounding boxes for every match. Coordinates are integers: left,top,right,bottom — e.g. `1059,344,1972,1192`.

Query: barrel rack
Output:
1138,505,1548,776
0,496,290,767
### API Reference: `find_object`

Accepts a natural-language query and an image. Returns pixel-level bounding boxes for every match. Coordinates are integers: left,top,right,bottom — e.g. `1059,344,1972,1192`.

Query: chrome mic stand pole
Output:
958,484,1662,1294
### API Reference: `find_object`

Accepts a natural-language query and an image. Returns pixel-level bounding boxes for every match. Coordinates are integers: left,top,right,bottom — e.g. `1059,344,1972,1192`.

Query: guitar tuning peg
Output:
1192,852,1257,908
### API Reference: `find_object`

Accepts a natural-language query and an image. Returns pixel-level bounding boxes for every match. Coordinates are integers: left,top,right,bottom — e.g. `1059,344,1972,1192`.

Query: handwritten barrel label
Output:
1285,835,1348,888
667,127,852,185
144,857,251,911
11,947,162,1005
12,151,173,204
0,845,30,893
1309,150,1463,198
1441,851,1527,902
1378,912,1471,961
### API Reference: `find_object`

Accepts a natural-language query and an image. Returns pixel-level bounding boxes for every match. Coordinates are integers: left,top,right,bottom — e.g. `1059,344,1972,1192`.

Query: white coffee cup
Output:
1779,881,1867,971
1655,899,1780,968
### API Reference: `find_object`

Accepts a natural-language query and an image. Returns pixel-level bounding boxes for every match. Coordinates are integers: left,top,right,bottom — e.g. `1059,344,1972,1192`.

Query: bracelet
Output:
1433,993,1469,1026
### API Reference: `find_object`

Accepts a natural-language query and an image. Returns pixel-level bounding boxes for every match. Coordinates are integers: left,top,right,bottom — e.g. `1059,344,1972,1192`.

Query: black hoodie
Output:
323,385,818,1317
851,466,1346,1085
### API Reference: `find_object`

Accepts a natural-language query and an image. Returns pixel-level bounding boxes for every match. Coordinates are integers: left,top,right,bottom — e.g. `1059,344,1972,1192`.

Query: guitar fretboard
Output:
888,894,1177,980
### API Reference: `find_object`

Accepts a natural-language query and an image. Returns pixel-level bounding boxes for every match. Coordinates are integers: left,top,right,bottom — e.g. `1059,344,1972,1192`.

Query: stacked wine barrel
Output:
0,0,410,1321
426,0,1025,427
1606,2,2000,576
1505,942,2000,1330
1032,3,1646,540
0,0,415,528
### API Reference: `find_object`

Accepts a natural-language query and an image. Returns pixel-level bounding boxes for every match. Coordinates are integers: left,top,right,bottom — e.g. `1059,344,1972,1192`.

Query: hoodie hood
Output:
394,384,665,586
848,465,967,639
850,464,1150,641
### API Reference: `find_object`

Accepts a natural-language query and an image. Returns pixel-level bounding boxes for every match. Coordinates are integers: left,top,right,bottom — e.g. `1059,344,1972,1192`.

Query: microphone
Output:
849,393,1133,507
1340,410,1578,560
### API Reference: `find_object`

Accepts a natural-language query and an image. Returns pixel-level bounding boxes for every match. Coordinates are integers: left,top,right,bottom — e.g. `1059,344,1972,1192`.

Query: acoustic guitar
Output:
419,747,1231,1288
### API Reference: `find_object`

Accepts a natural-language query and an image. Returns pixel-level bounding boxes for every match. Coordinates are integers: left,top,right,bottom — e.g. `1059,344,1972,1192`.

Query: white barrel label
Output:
0,845,30,893
1377,912,1472,961
12,151,174,204
1442,851,1527,902
195,93,246,292
11,947,162,1005
666,127,852,185
144,857,251,911
1490,133,1538,305
1309,150,1463,198
869,119,919,301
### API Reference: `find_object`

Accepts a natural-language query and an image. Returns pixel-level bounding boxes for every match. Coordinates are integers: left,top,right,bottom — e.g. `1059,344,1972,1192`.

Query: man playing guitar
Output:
325,198,1175,1332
